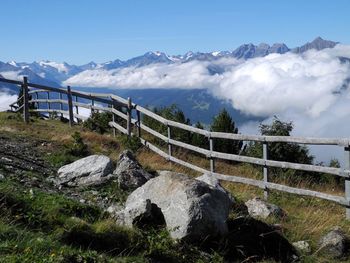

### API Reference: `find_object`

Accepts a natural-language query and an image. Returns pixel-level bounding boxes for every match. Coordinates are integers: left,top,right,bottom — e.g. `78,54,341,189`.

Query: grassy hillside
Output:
0,112,349,262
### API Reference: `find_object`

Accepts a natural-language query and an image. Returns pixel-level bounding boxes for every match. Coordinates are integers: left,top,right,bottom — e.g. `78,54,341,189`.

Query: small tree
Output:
210,109,242,154
246,117,314,182
191,122,208,149
143,104,192,144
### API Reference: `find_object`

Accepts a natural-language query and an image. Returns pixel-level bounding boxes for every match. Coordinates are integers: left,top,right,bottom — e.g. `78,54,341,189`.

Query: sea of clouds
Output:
1,45,350,162
65,45,350,162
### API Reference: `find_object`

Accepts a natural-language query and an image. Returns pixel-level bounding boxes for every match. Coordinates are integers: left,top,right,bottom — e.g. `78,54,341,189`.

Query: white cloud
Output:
64,60,232,89
64,45,350,162
216,47,350,118
0,71,22,80
0,92,18,112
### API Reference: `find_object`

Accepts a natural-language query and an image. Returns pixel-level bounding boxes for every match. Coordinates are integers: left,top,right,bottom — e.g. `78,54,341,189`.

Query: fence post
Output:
263,142,269,199
136,109,141,138
75,96,79,115
209,136,215,174
112,101,116,137
22,76,29,123
47,92,50,110
35,91,39,110
126,97,132,137
67,86,74,127
344,146,350,219
59,92,63,118
168,125,172,158
91,99,95,115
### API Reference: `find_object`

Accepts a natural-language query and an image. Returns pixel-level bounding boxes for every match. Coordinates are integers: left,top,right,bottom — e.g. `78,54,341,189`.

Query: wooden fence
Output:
2,76,350,218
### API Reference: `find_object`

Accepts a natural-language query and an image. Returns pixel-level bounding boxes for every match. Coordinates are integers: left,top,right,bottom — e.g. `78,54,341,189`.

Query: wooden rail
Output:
2,76,350,219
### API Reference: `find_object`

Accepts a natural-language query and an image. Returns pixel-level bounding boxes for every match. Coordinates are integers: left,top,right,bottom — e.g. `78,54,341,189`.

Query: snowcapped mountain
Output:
124,51,173,67
16,61,82,83
79,61,101,71
0,37,348,128
101,59,124,70
0,61,62,94
0,37,342,88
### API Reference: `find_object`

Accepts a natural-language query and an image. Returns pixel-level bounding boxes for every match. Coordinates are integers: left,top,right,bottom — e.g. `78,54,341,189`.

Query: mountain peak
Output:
293,37,338,53
258,43,270,49
313,36,325,42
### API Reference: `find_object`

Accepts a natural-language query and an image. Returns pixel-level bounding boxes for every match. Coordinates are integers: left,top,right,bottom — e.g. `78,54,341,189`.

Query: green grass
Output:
1,111,350,262
0,179,103,230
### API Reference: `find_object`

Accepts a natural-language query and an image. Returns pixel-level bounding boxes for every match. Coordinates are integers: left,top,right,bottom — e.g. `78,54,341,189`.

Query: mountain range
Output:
0,37,338,88
0,37,343,125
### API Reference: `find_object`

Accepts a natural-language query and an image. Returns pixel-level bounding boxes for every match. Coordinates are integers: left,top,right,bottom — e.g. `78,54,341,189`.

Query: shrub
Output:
67,131,89,157
121,135,142,153
83,111,113,134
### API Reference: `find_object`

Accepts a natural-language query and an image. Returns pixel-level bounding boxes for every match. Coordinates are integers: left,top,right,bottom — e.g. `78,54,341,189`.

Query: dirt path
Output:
0,132,55,176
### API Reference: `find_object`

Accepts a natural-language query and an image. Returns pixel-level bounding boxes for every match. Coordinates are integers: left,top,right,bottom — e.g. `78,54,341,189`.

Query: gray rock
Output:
293,240,311,254
196,173,235,202
196,173,227,193
0,174,5,180
117,199,152,226
318,226,349,258
113,150,154,190
245,197,286,219
55,155,114,186
122,171,233,241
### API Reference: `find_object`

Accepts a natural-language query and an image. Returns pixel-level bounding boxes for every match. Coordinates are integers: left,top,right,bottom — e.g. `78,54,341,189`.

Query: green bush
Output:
67,131,89,157
120,135,142,153
83,111,113,134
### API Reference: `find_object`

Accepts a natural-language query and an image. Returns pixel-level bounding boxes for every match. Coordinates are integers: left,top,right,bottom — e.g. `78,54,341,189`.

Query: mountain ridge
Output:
1,37,339,86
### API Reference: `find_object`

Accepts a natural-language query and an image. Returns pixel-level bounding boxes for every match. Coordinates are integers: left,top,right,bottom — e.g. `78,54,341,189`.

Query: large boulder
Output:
245,197,286,219
117,199,166,228
318,226,350,258
55,155,114,186
113,150,154,190
121,170,233,241
196,173,229,194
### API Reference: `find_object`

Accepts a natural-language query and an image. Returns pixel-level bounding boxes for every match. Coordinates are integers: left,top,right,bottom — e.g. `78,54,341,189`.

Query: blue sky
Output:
1,0,349,64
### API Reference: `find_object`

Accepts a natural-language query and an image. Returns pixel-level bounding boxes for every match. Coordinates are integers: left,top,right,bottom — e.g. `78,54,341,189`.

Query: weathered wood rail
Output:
2,76,350,218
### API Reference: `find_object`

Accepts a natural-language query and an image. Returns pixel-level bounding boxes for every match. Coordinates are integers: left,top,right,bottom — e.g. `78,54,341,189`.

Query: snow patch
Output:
38,61,69,73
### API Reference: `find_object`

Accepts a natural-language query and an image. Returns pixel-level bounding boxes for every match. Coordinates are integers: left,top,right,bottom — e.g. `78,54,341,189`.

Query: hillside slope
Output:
0,112,350,262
